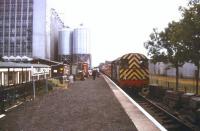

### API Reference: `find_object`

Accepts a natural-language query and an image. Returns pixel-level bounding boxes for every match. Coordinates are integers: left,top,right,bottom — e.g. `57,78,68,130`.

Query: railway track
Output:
125,91,195,131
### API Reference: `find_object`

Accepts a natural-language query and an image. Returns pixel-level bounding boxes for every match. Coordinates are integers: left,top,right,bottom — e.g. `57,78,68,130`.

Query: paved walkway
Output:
0,76,137,131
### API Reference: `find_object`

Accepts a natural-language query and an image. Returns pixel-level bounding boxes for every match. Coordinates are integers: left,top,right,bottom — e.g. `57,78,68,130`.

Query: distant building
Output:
149,61,197,78
58,25,91,67
49,8,65,61
0,0,64,61
0,0,34,58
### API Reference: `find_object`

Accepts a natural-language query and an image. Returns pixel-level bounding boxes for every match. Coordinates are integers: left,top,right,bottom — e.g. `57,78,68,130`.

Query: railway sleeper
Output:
162,119,175,124
136,100,145,103
153,109,161,113
157,112,166,117
143,103,152,107
159,116,171,120
144,105,155,110
137,101,147,104
164,123,182,131
152,110,162,115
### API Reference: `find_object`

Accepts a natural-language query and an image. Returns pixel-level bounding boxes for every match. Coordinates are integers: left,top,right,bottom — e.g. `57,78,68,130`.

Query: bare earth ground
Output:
0,76,137,131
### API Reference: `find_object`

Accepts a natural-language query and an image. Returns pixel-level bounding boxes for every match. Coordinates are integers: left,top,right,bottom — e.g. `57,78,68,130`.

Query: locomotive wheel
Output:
141,87,150,96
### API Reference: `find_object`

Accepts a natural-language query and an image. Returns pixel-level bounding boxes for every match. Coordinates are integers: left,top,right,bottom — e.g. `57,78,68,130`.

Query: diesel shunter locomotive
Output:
99,53,149,93
111,53,149,89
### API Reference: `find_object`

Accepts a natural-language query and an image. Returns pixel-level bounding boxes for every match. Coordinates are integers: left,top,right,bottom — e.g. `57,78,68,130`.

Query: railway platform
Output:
0,74,166,131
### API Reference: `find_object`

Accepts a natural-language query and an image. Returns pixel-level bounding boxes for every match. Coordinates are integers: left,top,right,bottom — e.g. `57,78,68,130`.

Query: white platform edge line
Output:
103,75,167,131
5,102,23,112
0,114,5,119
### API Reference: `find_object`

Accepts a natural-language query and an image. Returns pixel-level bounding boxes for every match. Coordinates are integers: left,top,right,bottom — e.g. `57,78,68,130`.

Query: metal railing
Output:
0,76,69,114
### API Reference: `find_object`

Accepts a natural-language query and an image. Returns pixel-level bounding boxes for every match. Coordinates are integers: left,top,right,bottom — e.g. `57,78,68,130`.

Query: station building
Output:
0,62,50,86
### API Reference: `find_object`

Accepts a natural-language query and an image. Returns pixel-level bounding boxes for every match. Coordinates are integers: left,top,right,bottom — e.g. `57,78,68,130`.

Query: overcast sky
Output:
49,0,188,67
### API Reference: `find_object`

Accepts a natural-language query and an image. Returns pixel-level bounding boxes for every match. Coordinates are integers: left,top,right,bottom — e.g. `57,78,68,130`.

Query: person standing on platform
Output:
92,69,97,80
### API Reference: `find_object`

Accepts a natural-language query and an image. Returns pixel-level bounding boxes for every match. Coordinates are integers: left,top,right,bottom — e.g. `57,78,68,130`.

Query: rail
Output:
128,92,194,131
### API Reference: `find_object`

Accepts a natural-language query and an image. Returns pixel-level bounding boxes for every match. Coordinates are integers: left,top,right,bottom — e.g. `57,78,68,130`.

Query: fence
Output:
150,75,200,94
0,76,68,114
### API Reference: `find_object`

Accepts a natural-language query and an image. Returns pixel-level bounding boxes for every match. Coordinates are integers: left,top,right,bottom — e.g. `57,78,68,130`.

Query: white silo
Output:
58,28,72,63
72,25,91,66
73,26,90,54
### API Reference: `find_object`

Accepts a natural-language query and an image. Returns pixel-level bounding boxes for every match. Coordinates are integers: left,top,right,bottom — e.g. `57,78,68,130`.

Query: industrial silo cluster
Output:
58,25,91,67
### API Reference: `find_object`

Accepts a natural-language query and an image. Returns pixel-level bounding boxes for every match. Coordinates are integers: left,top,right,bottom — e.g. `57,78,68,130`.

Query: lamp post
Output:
31,66,35,100
43,69,48,93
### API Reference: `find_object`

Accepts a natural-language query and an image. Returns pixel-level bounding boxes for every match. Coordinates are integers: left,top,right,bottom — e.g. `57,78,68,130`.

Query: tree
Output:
144,28,168,63
181,4,200,94
159,21,188,91
188,0,200,5
145,1,200,94
144,28,167,74
145,20,189,91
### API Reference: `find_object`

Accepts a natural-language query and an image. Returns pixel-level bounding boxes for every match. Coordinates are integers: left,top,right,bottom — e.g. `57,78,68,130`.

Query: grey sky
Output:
49,0,187,66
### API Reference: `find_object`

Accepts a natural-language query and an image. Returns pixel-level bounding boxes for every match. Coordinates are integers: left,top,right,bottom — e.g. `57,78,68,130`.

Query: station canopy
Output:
0,62,50,68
